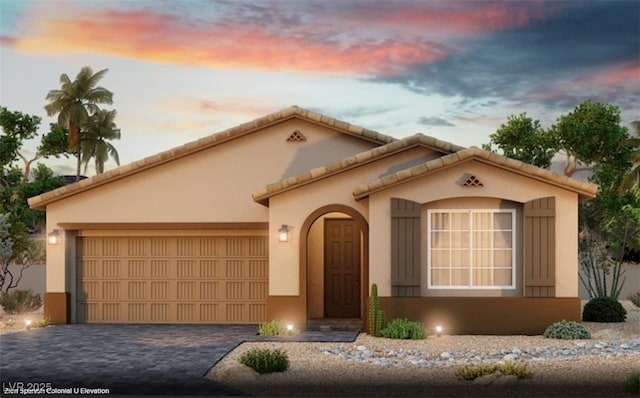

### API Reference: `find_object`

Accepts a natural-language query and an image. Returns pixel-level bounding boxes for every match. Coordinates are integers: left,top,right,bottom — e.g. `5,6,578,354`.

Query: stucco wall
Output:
367,160,580,297
268,147,438,295
44,118,379,293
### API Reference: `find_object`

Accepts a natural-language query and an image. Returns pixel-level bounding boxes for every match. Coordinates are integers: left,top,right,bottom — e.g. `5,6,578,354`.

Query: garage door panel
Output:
76,234,268,324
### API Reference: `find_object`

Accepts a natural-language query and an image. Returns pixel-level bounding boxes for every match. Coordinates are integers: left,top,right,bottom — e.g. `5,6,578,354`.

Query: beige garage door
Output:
76,233,268,324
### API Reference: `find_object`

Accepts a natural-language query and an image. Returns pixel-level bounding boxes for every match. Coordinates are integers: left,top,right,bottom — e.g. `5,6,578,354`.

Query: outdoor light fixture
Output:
48,229,60,245
25,319,32,330
286,324,294,332
278,225,291,242
435,325,443,337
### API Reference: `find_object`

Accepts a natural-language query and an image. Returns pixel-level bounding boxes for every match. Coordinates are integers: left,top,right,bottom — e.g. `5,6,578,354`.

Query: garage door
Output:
76,233,268,323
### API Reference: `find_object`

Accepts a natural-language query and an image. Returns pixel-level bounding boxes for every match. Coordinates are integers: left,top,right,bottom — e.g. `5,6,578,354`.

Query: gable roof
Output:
28,106,396,210
252,133,465,205
352,146,598,201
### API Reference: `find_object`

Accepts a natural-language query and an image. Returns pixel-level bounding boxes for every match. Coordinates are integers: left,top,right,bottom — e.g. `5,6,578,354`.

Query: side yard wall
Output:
578,263,640,300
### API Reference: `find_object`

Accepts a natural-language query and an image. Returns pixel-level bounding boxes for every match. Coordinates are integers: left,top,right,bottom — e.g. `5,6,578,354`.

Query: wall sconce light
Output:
48,229,60,245
278,225,291,242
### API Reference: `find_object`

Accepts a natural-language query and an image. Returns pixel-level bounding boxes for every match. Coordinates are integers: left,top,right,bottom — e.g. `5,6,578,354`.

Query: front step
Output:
307,318,362,332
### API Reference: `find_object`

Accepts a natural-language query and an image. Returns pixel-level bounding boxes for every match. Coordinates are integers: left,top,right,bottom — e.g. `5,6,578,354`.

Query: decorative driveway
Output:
0,324,357,396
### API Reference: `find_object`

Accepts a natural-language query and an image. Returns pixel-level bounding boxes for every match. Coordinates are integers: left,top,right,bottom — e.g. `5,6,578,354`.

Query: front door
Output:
324,219,360,317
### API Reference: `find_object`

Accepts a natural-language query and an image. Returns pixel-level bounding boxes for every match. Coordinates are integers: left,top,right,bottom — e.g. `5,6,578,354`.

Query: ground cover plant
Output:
258,320,286,336
380,318,427,340
239,348,289,374
543,320,591,340
455,362,532,381
626,370,640,394
629,292,640,307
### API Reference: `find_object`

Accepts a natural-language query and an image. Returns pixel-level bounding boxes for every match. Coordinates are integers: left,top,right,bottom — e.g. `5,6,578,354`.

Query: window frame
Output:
426,208,516,290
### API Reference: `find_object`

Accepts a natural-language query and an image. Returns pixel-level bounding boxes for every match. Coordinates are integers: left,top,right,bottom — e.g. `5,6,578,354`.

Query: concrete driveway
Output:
0,324,259,396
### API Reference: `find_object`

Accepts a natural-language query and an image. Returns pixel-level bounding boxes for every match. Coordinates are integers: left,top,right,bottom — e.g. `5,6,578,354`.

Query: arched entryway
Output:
299,205,368,327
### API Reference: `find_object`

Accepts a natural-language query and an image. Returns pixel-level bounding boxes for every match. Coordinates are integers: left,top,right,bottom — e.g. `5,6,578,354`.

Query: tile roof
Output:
252,133,465,205
28,106,396,210
351,147,598,201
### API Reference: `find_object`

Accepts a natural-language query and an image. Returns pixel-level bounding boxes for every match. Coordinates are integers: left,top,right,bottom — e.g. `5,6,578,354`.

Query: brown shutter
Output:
524,197,556,297
391,198,421,297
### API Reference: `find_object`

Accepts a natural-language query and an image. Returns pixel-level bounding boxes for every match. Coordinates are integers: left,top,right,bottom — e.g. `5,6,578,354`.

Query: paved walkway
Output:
0,324,358,396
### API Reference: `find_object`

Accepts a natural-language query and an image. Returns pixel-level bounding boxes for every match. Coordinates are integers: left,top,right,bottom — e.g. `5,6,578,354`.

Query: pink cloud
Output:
5,6,453,77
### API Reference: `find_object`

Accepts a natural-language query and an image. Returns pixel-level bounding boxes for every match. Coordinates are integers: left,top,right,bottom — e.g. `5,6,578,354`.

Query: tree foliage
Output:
45,66,114,180
483,100,639,298
482,113,556,168
82,109,121,174
1,107,71,183
1,107,66,291
552,100,629,177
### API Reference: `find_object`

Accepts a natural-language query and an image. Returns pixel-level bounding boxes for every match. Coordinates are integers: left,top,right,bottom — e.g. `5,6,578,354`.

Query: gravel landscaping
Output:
208,301,640,398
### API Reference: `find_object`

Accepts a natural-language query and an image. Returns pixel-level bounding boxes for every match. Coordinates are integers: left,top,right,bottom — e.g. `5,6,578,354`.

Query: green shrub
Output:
626,370,640,394
543,320,591,340
258,320,286,336
456,362,531,381
0,289,42,314
33,317,52,328
380,318,427,340
628,292,640,308
239,348,289,374
582,297,627,323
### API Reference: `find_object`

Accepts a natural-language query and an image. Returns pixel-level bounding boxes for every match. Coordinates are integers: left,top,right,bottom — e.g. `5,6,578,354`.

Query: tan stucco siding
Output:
44,119,379,295
367,160,580,297
268,147,436,296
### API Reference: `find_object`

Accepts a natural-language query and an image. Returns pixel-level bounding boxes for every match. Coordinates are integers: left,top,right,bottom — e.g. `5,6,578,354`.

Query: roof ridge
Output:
252,133,465,203
28,106,395,210
352,146,598,200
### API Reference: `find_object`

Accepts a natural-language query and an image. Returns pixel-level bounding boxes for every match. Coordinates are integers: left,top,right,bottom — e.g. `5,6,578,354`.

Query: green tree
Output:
82,109,121,174
483,100,639,299
552,100,629,177
1,108,66,291
482,113,556,168
44,66,114,181
0,107,70,184
618,121,640,195
485,100,630,178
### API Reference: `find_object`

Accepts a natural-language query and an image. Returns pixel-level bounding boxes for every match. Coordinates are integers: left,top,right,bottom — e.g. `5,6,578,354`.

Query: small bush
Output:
543,320,591,340
0,289,42,314
582,297,627,323
626,371,640,394
380,318,427,340
456,362,532,381
628,292,640,308
33,317,52,328
239,348,289,374
258,320,286,336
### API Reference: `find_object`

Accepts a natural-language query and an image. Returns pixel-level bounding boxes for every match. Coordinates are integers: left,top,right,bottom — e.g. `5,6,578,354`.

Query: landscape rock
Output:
492,374,518,387
472,372,502,386
210,362,259,384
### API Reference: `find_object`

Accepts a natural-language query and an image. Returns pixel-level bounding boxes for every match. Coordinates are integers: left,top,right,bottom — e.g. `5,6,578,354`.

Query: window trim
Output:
427,209,516,290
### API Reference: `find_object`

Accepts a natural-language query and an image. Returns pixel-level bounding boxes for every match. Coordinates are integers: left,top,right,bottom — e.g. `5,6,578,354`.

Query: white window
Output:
427,209,515,289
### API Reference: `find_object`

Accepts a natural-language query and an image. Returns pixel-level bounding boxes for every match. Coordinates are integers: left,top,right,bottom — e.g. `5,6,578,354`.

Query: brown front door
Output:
324,219,360,318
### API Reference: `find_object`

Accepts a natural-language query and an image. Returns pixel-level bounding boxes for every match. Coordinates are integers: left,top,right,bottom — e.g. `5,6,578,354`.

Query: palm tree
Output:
82,109,121,174
618,121,640,195
44,66,113,181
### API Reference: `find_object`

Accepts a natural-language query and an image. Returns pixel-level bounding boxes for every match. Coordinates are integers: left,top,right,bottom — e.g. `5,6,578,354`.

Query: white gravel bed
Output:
208,301,640,398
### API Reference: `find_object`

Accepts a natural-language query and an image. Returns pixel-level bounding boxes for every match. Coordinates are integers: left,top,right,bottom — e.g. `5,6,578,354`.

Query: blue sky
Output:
1,0,638,176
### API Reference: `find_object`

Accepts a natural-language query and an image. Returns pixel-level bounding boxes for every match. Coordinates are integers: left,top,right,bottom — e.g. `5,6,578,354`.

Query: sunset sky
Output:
1,0,638,176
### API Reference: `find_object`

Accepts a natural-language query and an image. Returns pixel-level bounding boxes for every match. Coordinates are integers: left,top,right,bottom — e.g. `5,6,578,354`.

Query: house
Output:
28,106,597,335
